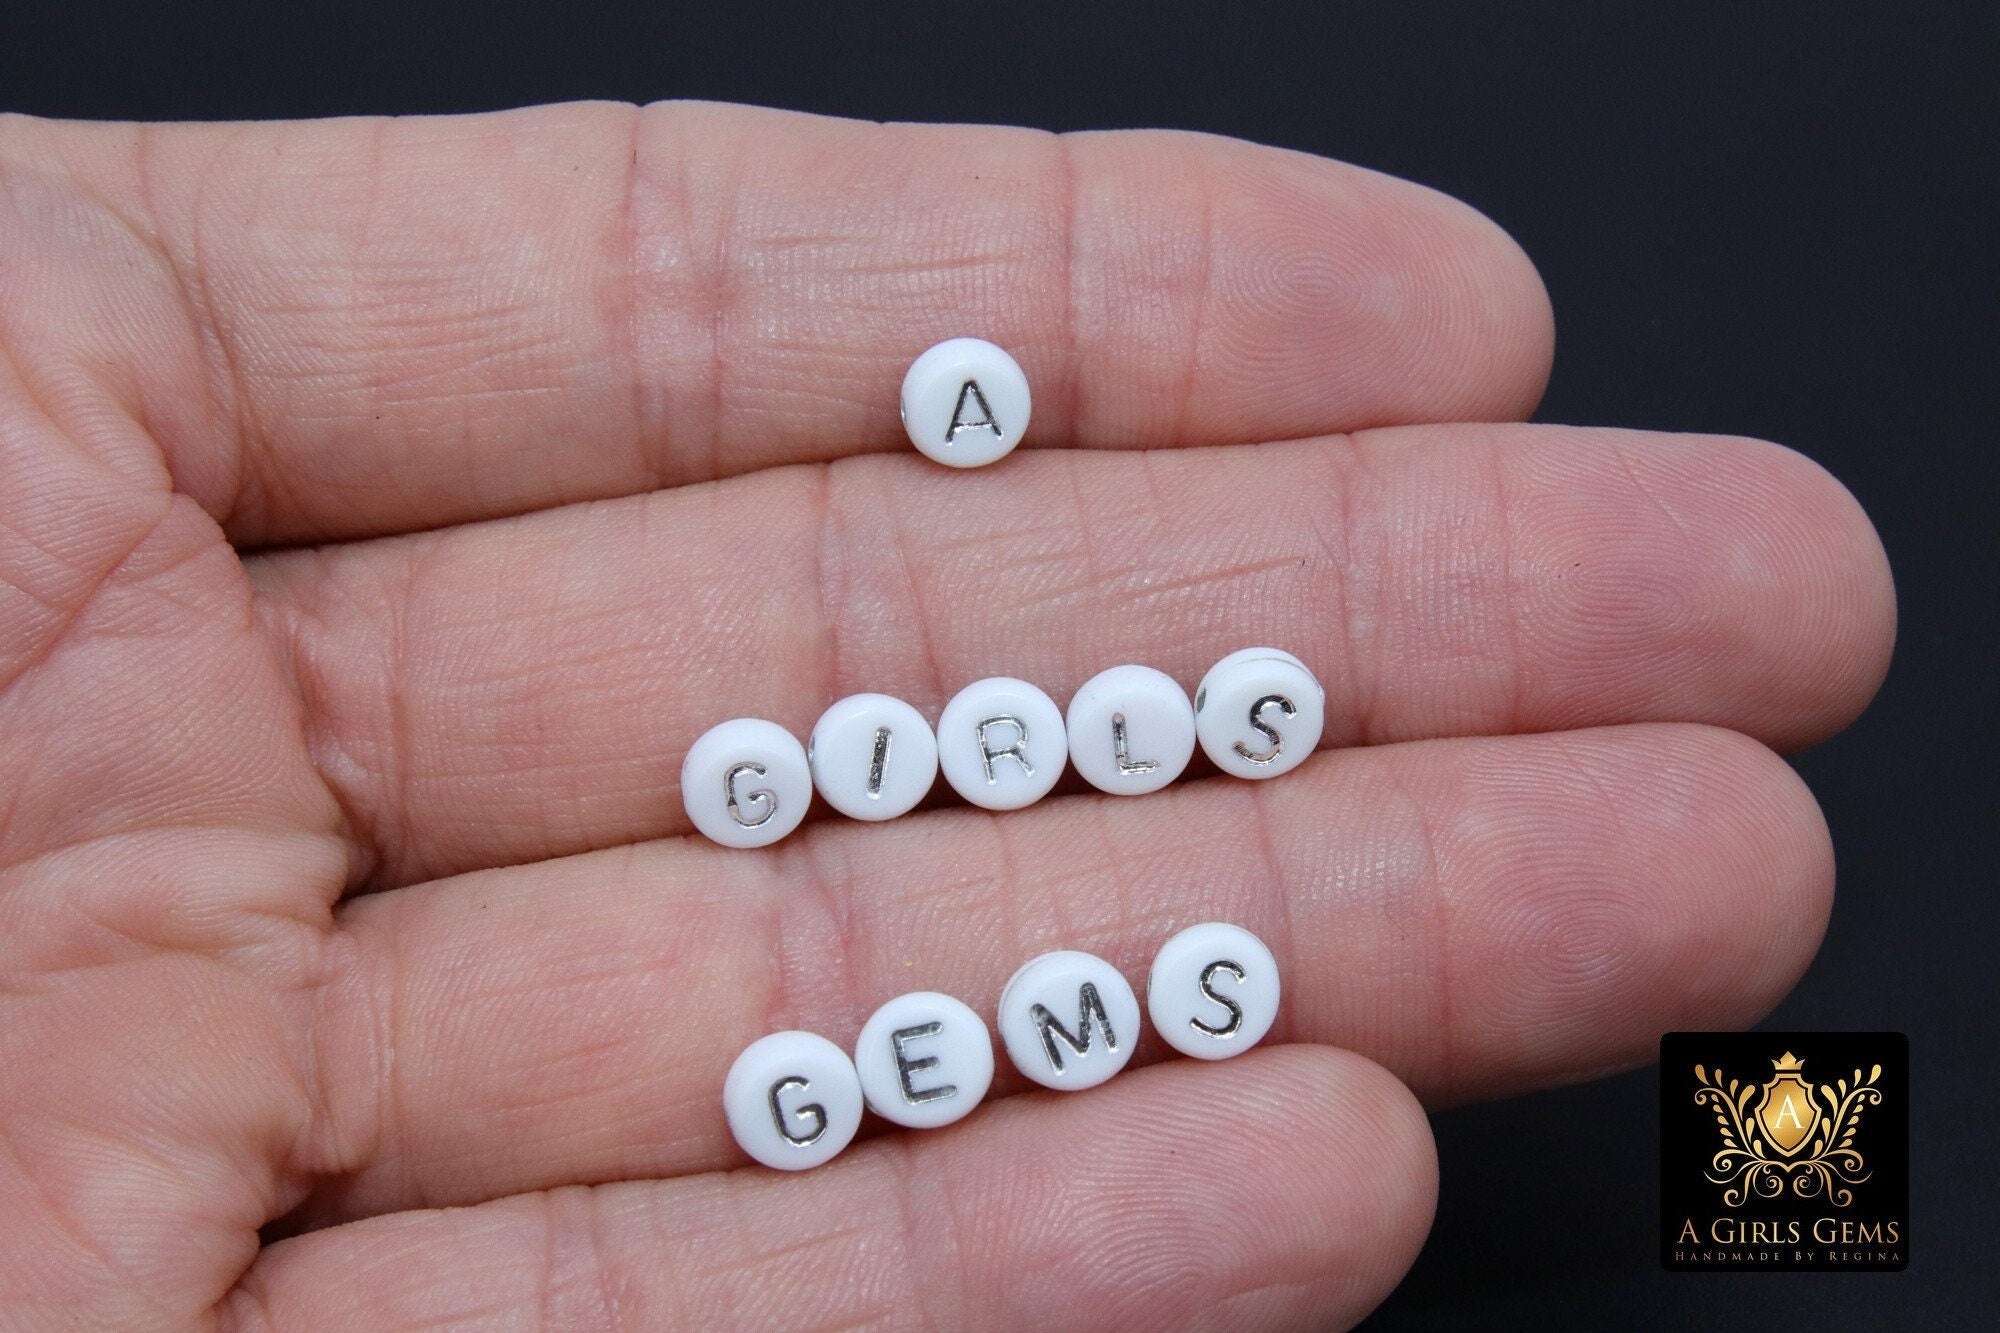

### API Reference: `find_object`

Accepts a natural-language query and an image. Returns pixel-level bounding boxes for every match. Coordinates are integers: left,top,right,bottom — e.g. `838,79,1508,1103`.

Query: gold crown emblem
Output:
1772,1051,1805,1072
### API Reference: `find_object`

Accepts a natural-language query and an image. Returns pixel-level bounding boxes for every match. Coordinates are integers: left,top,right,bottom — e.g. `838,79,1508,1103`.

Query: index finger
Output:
3,101,1552,544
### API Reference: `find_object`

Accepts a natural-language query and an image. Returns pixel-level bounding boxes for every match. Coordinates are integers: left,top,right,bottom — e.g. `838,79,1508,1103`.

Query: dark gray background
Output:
3,1,1990,1326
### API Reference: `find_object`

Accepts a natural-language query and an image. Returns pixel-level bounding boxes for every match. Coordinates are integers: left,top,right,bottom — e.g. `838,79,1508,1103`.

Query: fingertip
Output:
958,1044,1438,1329
1716,435,1897,748
1060,127,1557,448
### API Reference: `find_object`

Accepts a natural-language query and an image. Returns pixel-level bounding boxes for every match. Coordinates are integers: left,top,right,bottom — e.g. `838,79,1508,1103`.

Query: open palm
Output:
0,101,1893,1329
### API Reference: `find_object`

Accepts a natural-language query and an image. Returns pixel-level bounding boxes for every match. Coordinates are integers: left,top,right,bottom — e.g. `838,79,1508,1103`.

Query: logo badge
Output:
1662,1033,1906,1271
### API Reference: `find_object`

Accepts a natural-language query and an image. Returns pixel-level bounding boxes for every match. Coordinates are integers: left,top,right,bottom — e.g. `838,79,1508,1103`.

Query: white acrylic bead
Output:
1147,922,1281,1061
723,1031,863,1171
853,991,995,1129
1064,664,1196,796
936,677,1067,810
809,694,938,821
1193,648,1326,780
681,718,813,847
997,950,1141,1091
900,337,1032,468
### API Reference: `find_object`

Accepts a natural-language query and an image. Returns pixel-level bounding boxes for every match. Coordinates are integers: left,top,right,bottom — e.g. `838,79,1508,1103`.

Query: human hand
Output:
0,101,1893,1329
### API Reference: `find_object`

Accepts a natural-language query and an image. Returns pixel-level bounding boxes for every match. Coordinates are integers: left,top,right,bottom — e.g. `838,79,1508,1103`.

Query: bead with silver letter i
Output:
809,693,938,821
1147,922,1281,1060
900,337,1032,468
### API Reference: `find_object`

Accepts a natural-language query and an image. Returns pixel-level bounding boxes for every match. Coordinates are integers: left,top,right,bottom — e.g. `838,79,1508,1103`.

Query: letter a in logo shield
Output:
1754,1052,1822,1156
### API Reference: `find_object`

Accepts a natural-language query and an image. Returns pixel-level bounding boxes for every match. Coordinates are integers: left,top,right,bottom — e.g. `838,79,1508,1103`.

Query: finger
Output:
290,723,1828,1224
251,424,1893,887
8,101,1551,545
232,1047,1432,1332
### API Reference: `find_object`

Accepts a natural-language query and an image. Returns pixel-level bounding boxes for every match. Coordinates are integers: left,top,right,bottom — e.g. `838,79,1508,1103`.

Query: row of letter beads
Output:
684,648,1325,848
724,922,1280,1170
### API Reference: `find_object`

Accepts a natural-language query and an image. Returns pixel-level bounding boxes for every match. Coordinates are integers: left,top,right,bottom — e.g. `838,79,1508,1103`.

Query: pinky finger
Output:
225,1046,1434,1331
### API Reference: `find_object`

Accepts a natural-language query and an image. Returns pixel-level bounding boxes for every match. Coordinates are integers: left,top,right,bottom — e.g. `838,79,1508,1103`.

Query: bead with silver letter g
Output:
723,1031,863,1170
682,718,813,848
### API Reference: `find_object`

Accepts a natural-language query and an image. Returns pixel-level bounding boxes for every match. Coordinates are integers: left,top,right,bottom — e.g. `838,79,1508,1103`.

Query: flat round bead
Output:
1064,664,1196,796
935,677,1067,810
1146,922,1281,1061
996,950,1141,1091
681,718,812,848
723,1031,863,1170
1193,648,1326,780
853,991,994,1129
900,337,1031,468
809,693,938,821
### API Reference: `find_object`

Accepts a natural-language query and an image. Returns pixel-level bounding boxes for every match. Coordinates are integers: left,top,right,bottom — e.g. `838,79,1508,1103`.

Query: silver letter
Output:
1030,982,1117,1072
725,761,776,827
867,726,892,799
976,714,1034,783
945,379,1003,444
767,1075,827,1146
1191,959,1247,1038
1111,712,1159,776
891,1021,955,1104
1232,694,1297,765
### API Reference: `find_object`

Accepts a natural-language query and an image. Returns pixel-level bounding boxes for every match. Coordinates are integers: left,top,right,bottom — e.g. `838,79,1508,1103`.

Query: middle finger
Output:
253,423,1890,887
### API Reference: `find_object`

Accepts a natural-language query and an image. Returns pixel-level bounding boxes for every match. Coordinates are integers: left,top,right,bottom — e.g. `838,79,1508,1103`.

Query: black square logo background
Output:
1661,1032,1907,1271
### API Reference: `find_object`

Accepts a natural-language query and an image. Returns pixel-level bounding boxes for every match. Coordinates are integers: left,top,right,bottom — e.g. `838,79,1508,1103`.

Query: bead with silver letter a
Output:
900,338,1033,468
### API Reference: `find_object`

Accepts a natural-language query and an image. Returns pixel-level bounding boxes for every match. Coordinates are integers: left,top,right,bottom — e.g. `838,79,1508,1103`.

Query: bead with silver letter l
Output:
1193,648,1327,780
936,676,1068,810
723,1031,863,1170
681,718,813,847
997,950,1141,1091
809,693,938,821
1147,922,1281,1061
900,337,1032,468
853,991,995,1129
1065,664,1196,796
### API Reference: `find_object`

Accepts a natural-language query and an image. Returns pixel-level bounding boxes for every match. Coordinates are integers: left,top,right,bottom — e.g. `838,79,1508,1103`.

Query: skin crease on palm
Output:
0,98,1894,1330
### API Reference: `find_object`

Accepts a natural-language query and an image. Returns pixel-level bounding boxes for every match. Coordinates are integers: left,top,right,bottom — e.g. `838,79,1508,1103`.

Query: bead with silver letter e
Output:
936,676,1068,810
1193,648,1327,780
809,693,938,821
1065,664,1196,796
853,992,995,1129
723,1031,863,1170
997,950,1141,1091
900,337,1032,468
681,718,813,848
1147,922,1281,1060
